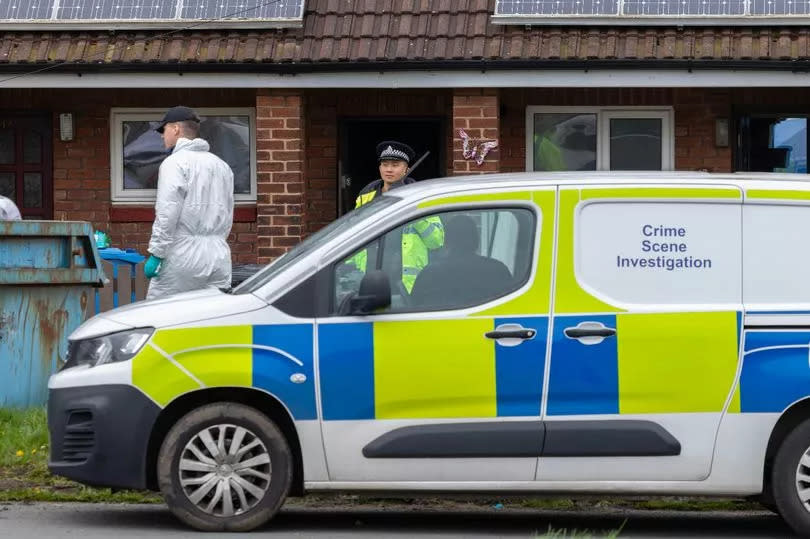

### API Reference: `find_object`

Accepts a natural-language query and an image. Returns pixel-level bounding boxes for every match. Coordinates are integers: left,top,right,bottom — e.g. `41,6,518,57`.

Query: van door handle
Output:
564,328,616,338
563,322,616,345
484,323,537,347
485,329,537,340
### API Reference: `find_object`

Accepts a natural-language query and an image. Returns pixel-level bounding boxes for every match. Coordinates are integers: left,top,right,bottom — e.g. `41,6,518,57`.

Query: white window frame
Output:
524,106,674,172
110,107,257,204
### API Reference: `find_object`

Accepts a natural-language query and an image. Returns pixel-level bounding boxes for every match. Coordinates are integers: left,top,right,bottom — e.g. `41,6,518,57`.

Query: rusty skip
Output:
0,221,104,286
0,221,103,407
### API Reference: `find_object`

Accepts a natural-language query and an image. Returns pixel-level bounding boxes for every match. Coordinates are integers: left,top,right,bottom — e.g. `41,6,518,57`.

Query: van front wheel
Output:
157,402,292,532
772,418,810,536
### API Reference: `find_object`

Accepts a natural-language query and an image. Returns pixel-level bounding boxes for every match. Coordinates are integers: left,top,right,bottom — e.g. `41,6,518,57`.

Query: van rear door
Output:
539,184,743,482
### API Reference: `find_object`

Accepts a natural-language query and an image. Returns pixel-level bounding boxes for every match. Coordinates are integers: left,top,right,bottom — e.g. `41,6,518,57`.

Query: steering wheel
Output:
337,292,355,316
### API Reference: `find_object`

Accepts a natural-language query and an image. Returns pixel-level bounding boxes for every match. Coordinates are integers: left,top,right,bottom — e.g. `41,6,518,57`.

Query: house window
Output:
110,108,256,203
525,107,673,172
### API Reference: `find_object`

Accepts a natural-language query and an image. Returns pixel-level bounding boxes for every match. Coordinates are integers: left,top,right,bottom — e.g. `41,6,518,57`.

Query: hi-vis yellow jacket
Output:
353,178,444,293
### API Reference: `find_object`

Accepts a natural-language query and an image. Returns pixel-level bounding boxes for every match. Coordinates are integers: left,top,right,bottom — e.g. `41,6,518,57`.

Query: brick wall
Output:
8,86,810,268
255,91,305,264
452,89,500,174
673,89,732,172
0,88,259,262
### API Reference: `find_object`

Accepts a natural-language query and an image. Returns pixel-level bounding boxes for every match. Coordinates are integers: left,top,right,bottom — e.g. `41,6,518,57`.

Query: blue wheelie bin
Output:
94,248,146,314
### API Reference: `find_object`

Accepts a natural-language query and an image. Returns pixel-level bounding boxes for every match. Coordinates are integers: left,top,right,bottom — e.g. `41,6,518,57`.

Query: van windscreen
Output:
232,195,402,294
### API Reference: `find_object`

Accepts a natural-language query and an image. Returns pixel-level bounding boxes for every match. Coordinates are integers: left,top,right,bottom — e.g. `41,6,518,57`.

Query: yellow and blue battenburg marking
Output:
735,329,810,413
130,186,810,422
132,324,317,420
547,186,742,416
547,312,740,416
318,317,549,420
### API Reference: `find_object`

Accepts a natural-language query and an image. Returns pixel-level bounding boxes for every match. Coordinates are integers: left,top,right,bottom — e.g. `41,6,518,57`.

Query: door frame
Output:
0,111,53,219
733,105,810,173
336,116,447,216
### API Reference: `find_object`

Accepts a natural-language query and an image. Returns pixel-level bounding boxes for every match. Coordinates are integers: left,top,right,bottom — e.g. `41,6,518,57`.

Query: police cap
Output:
376,140,415,165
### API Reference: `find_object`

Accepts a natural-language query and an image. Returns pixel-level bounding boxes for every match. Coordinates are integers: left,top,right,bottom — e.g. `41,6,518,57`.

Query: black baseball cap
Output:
155,106,200,134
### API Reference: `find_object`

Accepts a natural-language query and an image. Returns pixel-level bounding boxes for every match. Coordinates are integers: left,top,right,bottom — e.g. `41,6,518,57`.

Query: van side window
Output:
576,201,741,306
744,203,810,307
332,208,535,315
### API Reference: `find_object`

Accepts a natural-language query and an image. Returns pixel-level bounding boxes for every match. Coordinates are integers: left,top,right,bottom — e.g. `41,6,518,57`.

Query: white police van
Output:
48,172,810,535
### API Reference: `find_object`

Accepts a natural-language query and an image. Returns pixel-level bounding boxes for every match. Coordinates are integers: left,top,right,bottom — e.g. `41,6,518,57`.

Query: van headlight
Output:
64,328,154,370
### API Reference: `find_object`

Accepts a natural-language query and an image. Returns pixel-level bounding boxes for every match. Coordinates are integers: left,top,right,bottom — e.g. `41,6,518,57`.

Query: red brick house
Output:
2,0,810,263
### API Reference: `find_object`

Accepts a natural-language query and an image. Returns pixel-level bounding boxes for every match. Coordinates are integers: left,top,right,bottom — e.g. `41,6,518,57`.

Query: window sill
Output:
110,205,257,223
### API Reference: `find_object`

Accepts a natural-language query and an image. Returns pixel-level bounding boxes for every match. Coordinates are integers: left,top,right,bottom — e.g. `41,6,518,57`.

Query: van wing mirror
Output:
349,270,391,314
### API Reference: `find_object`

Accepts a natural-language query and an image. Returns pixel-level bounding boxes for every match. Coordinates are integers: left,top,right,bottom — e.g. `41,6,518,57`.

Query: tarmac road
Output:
0,502,798,538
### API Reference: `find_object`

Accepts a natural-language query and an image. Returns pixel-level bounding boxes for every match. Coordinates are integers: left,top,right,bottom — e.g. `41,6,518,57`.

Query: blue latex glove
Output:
144,255,163,279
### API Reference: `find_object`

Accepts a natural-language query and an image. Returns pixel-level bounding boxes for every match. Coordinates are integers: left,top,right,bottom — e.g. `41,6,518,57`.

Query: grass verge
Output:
0,407,159,503
535,519,626,538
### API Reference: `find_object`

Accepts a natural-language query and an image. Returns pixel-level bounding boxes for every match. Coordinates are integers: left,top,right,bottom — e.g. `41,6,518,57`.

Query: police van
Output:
48,172,810,534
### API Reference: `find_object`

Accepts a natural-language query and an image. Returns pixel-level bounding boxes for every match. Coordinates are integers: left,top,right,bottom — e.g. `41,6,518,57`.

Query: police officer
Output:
353,141,444,294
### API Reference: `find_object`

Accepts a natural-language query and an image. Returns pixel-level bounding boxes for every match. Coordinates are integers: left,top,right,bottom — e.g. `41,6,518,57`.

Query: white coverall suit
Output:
146,137,234,300
0,195,21,220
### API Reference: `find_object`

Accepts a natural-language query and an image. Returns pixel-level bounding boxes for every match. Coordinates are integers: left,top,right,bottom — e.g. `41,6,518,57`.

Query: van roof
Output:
392,171,810,202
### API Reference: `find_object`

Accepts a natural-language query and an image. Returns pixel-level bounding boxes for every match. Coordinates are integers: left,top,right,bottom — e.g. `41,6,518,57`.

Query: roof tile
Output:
622,30,638,59
737,30,753,59
545,31,561,60
798,29,809,59
643,30,656,59
124,36,146,63
776,29,792,59
661,30,676,59
757,31,771,60
585,33,600,59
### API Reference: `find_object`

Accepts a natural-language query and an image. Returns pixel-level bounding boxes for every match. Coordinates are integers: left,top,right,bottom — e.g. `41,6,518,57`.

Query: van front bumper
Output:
48,384,161,490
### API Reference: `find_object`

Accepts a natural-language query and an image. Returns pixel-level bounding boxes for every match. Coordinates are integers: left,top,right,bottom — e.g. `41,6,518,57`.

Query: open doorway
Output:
735,112,808,173
338,117,445,216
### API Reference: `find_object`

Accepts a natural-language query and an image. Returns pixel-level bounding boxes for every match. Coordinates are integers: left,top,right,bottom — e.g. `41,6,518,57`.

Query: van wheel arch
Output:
144,387,304,496
761,398,810,503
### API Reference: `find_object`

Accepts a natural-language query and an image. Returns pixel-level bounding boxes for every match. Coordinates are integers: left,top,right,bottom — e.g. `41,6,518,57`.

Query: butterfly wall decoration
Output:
459,128,499,166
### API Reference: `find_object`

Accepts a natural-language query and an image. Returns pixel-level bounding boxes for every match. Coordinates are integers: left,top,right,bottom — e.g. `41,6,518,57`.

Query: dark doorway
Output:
0,113,53,219
338,118,445,216
735,113,808,174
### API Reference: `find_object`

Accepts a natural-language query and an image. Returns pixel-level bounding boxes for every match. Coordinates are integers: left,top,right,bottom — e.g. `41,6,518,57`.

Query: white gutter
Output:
2,69,810,89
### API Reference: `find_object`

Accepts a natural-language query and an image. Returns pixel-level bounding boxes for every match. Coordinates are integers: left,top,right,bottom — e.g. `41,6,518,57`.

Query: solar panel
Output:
0,1,52,19
56,0,174,20
751,0,810,14
0,0,305,25
623,0,746,15
180,0,305,20
494,0,810,21
495,0,619,15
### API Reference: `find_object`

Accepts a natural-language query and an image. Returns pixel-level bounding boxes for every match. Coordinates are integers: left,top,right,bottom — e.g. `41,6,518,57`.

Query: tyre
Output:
157,402,293,532
772,418,810,537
